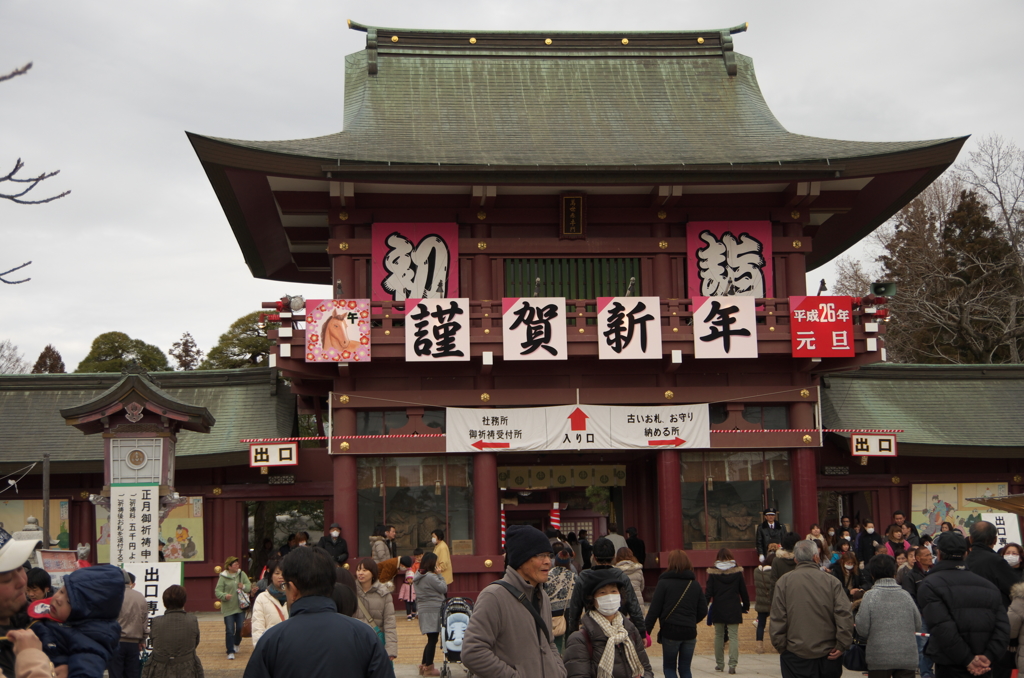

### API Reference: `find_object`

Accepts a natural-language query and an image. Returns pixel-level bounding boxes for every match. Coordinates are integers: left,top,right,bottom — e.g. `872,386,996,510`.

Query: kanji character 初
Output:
380,232,451,301
603,301,655,353
699,300,752,353
509,300,560,356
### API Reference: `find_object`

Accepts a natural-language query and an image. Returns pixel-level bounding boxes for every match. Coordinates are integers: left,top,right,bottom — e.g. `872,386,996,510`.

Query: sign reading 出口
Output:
445,404,710,453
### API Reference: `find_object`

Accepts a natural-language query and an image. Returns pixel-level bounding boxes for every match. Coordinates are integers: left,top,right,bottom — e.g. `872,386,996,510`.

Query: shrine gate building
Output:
186,22,966,595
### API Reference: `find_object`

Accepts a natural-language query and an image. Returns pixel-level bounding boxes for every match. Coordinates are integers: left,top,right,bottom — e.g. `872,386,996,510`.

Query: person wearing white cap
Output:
0,538,43,678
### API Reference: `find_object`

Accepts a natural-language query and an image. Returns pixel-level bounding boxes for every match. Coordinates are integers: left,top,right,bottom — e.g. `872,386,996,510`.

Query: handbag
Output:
843,642,868,671
551,575,575,638
237,585,251,610
706,603,714,626
357,598,387,648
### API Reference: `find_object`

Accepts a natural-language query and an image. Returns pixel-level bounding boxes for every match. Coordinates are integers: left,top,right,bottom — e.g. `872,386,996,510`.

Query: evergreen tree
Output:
31,344,65,373
168,332,204,370
199,311,278,370
75,332,170,373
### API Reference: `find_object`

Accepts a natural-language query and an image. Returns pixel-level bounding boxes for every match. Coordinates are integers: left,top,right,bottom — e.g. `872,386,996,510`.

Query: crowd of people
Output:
3,512,1023,678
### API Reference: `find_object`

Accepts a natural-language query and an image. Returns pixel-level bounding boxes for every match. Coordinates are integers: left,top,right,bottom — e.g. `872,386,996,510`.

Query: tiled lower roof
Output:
821,364,1024,447
0,369,294,463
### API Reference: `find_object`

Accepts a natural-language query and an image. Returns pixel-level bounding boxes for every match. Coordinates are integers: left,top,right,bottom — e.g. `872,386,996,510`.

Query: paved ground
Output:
193,612,864,677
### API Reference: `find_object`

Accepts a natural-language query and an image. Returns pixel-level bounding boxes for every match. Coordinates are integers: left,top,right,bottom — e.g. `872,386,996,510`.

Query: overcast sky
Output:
3,1,1023,372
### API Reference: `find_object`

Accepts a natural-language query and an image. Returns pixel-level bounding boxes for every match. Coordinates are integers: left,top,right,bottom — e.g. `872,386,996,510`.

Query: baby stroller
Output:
438,596,474,678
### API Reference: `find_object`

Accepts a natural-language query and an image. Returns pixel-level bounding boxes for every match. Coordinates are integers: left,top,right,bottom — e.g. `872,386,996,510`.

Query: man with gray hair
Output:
770,540,853,678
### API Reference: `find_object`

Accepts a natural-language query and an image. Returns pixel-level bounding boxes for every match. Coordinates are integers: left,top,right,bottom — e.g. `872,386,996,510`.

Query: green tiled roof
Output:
821,364,1024,448
197,23,959,167
0,369,294,464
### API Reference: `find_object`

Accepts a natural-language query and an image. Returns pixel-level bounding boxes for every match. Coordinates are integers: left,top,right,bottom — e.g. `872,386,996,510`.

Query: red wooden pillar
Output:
657,450,683,553
472,223,492,298
332,408,359,556
790,400,818,532
474,452,501,586
784,222,806,297
652,223,671,297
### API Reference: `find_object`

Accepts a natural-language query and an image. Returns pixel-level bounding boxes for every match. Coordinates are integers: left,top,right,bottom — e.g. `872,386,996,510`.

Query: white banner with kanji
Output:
110,484,158,565
693,296,758,359
405,298,470,361
124,562,184,649
446,404,710,452
502,297,567,361
596,297,663,359
790,296,855,358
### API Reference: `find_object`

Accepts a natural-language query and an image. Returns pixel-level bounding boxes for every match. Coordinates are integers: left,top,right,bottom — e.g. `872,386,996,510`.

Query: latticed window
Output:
504,258,641,298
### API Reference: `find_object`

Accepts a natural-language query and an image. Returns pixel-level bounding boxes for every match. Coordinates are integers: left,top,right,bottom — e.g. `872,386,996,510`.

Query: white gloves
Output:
759,554,765,563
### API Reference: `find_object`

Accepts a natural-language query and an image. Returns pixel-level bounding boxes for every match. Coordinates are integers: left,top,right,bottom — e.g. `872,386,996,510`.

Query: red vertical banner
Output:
789,296,855,357
371,223,459,302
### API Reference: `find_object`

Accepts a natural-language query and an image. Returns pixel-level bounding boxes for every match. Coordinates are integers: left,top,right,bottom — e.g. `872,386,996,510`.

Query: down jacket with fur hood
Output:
705,563,749,625
615,560,645,606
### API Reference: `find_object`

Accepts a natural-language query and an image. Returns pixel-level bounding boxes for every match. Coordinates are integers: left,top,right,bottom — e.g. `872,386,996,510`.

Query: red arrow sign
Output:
568,407,589,431
472,440,511,450
648,437,686,447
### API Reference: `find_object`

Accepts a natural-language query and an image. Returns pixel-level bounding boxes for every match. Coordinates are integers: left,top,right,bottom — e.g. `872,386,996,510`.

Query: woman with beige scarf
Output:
563,569,653,678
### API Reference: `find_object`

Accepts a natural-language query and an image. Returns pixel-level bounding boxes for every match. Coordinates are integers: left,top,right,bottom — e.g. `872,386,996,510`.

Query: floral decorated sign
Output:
305,299,371,363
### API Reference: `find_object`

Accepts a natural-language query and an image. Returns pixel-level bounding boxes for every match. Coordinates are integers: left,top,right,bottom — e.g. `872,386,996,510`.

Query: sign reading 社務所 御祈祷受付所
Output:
445,404,709,453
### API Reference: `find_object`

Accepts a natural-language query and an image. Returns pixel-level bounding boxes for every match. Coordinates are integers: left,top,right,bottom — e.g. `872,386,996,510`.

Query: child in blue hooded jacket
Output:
28,564,126,678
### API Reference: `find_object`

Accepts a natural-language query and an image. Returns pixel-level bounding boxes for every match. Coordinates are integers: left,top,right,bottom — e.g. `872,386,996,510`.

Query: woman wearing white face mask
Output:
1000,543,1024,582
704,548,749,674
563,572,654,678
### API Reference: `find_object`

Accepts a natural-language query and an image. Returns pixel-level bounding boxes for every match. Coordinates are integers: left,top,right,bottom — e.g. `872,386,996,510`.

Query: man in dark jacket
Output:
578,530,593,570
315,523,349,567
625,527,646,567
756,508,785,563
244,546,392,678
857,521,885,566
902,547,935,678
966,521,1018,608
918,532,1009,678
564,537,646,636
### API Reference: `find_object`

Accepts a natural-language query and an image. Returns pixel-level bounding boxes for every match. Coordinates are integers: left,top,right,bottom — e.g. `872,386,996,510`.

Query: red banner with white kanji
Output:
789,296,855,358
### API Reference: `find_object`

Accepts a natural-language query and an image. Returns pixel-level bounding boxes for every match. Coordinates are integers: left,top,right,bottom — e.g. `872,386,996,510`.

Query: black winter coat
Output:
900,565,928,603
242,596,393,678
315,535,350,566
565,566,646,637
644,570,707,642
857,531,885,564
966,543,1018,608
704,565,749,625
580,539,593,570
918,559,1010,668
756,521,785,556
626,537,646,567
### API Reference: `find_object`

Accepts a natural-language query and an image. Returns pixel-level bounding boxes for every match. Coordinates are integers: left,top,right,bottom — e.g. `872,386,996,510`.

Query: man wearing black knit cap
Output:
564,537,647,639
463,525,566,678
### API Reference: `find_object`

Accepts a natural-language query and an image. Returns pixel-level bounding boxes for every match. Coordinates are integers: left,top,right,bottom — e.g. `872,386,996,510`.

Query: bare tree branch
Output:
0,261,32,285
0,62,31,84
0,158,70,204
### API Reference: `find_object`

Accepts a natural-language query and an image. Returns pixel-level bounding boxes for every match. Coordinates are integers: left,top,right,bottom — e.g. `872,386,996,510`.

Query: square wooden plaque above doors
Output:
559,193,586,239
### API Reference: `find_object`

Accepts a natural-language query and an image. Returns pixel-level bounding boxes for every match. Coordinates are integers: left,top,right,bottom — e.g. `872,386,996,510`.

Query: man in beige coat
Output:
463,525,566,678
770,540,853,678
